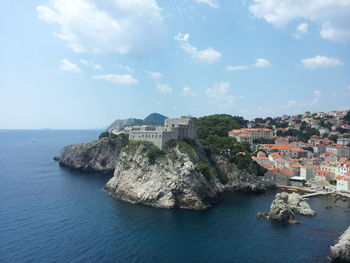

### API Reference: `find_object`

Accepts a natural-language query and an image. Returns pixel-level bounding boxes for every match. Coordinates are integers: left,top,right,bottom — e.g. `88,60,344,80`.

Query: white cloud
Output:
206,82,230,98
175,33,222,64
80,59,88,65
249,0,350,43
309,90,322,106
280,100,297,109
92,74,138,84
156,83,172,93
293,23,308,39
301,55,344,69
37,0,166,54
226,65,249,71
114,64,134,73
253,58,271,68
194,0,219,8
93,64,103,70
226,58,271,71
146,71,162,79
80,59,103,70
181,86,197,96
60,59,82,73
206,82,242,108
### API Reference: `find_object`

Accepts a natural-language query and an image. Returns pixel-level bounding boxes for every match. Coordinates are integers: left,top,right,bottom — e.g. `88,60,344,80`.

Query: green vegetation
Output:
328,135,338,143
302,146,314,153
195,163,211,181
99,131,110,139
147,146,164,165
167,140,198,161
99,131,129,141
344,111,350,124
252,138,275,144
202,135,251,155
125,141,164,165
197,114,244,139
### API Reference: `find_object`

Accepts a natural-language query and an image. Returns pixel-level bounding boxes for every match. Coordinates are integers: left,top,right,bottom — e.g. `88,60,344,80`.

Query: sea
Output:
0,130,349,263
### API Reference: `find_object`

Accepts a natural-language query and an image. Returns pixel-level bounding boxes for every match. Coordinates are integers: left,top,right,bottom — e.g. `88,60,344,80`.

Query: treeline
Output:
197,114,267,176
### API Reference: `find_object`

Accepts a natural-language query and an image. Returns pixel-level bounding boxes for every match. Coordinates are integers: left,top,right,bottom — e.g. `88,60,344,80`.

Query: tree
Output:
328,135,338,143
197,114,242,139
344,111,350,123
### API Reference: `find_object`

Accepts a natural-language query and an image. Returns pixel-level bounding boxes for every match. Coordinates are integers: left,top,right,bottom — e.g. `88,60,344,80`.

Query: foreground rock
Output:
330,226,350,262
105,141,271,210
257,192,316,224
287,192,317,216
56,137,125,173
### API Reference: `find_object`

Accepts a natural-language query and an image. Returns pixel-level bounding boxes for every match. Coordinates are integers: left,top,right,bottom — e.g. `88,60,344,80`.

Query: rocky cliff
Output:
105,141,271,210
56,137,125,173
330,225,350,262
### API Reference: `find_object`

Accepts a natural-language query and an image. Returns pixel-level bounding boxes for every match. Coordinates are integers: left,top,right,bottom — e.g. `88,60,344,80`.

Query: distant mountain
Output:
143,113,167,126
106,113,168,132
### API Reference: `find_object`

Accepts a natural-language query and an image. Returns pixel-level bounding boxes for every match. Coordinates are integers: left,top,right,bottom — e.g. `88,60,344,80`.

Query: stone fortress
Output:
127,116,198,150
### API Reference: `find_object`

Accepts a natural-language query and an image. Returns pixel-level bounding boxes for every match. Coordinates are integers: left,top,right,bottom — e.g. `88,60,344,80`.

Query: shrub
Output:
99,131,110,139
196,163,211,180
147,146,164,165
217,172,229,184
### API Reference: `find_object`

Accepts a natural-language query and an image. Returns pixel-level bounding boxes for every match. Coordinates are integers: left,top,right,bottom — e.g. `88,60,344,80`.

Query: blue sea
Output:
0,130,349,263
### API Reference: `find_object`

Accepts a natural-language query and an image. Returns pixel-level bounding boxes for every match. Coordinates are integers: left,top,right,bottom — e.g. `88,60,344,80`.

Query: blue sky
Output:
1,0,349,129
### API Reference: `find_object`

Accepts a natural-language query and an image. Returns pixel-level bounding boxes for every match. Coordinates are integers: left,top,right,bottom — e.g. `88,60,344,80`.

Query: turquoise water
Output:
0,130,349,263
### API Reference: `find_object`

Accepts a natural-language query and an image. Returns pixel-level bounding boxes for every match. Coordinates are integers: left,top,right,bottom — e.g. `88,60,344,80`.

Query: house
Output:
228,128,273,145
336,171,350,192
321,152,338,162
337,137,350,146
325,144,350,158
275,137,289,145
315,170,333,182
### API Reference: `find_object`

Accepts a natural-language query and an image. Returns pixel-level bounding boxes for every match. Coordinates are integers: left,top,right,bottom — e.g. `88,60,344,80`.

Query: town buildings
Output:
228,128,273,144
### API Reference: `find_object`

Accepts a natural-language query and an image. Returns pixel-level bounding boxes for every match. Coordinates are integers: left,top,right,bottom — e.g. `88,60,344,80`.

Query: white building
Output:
336,172,350,192
325,144,350,158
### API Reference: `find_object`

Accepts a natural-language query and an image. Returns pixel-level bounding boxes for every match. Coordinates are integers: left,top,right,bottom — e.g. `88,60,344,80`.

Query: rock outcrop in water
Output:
330,226,350,262
105,141,271,210
56,137,125,173
257,192,316,224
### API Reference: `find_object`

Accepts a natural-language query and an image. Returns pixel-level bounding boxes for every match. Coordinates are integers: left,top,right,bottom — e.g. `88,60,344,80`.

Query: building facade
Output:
128,116,197,150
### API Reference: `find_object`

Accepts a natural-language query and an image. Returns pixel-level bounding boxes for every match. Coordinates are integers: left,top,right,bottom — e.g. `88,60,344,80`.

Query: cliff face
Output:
105,142,271,210
57,137,125,173
330,225,350,262
211,154,268,193
105,143,219,209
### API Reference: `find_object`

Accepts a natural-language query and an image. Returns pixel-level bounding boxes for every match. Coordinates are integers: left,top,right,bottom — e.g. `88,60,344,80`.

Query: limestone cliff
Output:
56,137,125,173
105,141,271,210
330,225,350,262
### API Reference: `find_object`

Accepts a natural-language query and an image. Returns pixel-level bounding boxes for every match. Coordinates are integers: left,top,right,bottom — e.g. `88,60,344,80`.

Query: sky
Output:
1,0,350,129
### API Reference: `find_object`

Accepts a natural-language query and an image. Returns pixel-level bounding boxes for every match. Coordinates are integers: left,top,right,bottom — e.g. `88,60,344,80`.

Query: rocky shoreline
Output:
330,226,350,262
55,137,125,173
56,138,273,210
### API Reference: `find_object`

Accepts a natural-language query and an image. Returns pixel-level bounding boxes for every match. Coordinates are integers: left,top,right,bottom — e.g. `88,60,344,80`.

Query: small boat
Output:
31,139,36,143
